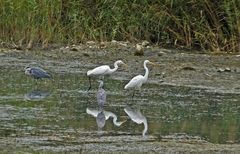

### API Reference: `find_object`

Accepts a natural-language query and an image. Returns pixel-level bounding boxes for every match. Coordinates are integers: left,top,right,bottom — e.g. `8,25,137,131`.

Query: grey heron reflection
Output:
86,108,125,127
24,89,51,101
124,106,148,136
96,111,106,135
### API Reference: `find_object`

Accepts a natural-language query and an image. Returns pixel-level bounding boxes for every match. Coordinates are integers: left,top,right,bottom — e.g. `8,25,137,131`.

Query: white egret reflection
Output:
124,106,148,136
86,108,126,127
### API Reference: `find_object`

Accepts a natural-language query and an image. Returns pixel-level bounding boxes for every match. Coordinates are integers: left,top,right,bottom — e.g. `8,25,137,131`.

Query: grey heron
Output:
87,60,127,91
25,67,52,79
124,106,148,136
97,80,106,109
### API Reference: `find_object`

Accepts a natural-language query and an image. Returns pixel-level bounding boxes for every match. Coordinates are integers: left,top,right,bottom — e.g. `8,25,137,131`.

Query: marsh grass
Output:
0,0,239,52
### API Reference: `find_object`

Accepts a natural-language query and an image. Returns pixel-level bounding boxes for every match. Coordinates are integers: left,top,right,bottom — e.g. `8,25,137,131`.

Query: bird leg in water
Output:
87,77,92,91
100,76,106,89
34,80,39,88
131,90,135,100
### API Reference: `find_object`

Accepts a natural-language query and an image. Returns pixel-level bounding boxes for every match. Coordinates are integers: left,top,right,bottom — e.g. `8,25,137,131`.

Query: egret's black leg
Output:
131,90,135,101
102,76,106,89
87,77,92,91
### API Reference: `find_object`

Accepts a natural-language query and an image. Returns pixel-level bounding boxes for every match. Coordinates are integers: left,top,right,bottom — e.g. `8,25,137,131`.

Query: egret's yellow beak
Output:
121,119,127,124
122,63,128,69
123,119,127,123
149,61,160,66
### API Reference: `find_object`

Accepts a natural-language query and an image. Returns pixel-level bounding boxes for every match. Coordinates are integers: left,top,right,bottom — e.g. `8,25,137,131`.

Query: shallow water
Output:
0,53,239,153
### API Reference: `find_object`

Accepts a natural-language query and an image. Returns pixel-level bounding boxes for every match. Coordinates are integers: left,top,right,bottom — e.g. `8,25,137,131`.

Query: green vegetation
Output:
0,0,239,52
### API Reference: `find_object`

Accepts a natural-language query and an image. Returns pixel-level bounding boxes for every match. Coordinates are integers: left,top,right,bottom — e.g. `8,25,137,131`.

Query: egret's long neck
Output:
143,62,149,83
111,114,122,126
142,118,148,136
109,62,119,74
99,82,104,89
86,108,98,117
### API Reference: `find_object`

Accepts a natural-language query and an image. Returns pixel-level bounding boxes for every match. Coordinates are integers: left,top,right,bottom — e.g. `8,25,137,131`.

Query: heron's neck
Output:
142,119,148,136
143,62,149,83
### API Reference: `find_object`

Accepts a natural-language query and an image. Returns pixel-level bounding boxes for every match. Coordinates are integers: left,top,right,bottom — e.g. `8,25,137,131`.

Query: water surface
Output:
0,54,239,153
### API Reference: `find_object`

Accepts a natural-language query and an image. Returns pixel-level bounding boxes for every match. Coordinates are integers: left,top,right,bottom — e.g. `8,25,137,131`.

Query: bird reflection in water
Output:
96,111,106,135
86,108,126,127
24,89,51,101
87,80,125,135
124,106,148,136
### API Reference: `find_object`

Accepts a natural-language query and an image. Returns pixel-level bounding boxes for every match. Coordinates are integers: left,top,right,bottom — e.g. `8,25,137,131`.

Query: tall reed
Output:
0,0,239,52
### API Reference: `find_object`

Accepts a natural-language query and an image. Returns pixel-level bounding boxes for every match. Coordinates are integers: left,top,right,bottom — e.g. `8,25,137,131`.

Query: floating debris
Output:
157,51,166,56
70,47,78,51
181,66,196,71
217,67,231,72
141,40,150,47
134,44,144,56
82,52,90,57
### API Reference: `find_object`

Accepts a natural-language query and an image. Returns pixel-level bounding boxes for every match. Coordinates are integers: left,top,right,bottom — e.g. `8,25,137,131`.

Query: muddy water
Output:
0,48,240,153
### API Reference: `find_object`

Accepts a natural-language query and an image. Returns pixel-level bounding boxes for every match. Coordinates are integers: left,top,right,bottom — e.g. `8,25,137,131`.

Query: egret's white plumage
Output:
86,108,125,127
87,60,126,91
87,60,126,77
124,106,148,136
124,60,155,90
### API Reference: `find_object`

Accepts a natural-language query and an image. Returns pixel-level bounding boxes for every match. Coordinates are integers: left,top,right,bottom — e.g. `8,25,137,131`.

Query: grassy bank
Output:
0,0,239,52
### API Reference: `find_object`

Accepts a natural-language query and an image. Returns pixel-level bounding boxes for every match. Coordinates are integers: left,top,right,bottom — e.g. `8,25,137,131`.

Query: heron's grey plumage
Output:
97,80,106,108
24,89,50,101
25,67,52,79
96,111,106,129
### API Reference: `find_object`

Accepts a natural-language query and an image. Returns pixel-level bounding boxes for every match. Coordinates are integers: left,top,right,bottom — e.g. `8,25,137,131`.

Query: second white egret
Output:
124,60,157,98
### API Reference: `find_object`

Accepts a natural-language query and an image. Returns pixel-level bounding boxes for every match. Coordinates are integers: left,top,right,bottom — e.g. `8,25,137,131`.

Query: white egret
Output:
124,60,157,98
87,60,127,91
86,108,126,127
124,106,148,136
